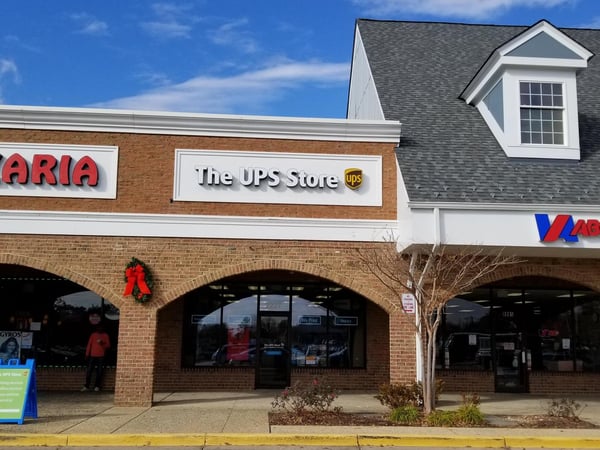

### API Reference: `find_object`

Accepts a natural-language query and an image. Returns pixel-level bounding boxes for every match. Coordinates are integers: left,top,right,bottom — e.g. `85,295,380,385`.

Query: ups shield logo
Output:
344,168,363,190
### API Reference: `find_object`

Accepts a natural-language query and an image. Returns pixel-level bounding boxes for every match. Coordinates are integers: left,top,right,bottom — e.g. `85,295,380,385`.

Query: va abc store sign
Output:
536,213,600,243
173,149,382,206
0,143,118,199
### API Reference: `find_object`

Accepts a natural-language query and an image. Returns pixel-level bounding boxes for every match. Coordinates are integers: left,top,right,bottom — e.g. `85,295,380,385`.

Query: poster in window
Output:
227,323,250,362
0,331,22,364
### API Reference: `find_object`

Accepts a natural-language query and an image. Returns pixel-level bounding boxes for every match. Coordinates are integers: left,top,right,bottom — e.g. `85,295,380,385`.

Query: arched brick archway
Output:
0,253,124,309
153,262,395,394
438,259,600,395
159,259,394,314
470,262,600,296
0,254,123,395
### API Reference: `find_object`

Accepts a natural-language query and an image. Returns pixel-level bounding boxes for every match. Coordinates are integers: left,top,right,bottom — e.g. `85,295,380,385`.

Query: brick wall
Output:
529,372,600,395
438,370,495,393
438,370,600,395
36,367,116,391
0,129,397,220
0,235,405,406
6,238,600,404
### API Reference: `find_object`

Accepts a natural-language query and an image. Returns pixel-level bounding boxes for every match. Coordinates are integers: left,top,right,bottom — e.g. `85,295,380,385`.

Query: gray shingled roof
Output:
356,19,600,205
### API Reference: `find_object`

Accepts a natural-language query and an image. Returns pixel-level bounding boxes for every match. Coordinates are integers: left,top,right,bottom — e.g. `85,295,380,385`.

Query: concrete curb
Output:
2,432,600,447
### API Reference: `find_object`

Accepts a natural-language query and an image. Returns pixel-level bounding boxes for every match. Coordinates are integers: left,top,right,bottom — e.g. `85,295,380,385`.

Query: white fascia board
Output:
0,210,397,242
503,144,580,160
500,21,594,61
407,201,600,212
502,56,588,70
0,105,401,144
461,53,502,104
399,202,600,256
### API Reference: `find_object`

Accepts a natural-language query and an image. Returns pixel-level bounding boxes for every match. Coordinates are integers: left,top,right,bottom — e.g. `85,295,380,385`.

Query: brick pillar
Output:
388,309,417,385
114,304,156,406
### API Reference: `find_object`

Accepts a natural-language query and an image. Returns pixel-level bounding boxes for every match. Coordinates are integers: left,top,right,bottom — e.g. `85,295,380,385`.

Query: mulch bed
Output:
269,411,598,428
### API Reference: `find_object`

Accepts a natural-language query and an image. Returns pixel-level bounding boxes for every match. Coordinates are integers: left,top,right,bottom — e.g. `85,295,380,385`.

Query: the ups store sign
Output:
173,149,383,207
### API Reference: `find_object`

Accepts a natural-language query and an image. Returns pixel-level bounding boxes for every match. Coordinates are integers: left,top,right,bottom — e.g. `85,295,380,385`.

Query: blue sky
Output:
1,0,600,118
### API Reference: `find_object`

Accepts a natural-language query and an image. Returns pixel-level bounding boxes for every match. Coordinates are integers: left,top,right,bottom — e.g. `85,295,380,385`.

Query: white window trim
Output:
478,68,580,160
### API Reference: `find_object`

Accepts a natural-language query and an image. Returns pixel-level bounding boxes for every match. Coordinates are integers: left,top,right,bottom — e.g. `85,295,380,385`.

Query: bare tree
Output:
358,242,522,414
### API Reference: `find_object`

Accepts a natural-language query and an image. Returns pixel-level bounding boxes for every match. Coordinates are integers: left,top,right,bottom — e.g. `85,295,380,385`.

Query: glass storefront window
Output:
440,280,600,374
523,289,573,372
439,289,492,370
0,265,119,367
182,280,366,369
574,292,600,372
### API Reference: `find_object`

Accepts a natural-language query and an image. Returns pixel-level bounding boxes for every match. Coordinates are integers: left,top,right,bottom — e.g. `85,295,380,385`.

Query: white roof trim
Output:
461,20,593,105
0,105,402,143
407,201,600,213
501,20,593,60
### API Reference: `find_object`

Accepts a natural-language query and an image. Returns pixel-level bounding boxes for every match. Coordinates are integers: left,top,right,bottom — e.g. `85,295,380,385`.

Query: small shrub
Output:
547,398,584,418
422,392,486,428
375,380,444,410
455,403,486,426
272,378,340,413
425,409,456,427
375,382,420,409
389,405,422,425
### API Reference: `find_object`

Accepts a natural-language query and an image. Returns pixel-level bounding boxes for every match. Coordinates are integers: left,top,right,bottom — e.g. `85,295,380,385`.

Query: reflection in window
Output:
182,283,366,369
0,267,119,367
575,292,600,372
439,290,492,370
440,282,600,373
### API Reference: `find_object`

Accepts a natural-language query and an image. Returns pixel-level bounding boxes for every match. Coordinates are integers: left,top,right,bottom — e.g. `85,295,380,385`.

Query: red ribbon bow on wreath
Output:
123,258,153,303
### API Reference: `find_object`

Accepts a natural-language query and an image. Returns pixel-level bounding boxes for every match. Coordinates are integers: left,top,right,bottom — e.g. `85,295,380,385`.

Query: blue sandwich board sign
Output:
0,359,38,424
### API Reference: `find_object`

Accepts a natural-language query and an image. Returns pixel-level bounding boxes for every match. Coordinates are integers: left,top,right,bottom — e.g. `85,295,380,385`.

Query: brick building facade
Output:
0,106,408,406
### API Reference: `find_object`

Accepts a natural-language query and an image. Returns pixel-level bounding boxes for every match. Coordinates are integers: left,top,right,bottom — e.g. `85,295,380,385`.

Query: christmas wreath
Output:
123,257,153,303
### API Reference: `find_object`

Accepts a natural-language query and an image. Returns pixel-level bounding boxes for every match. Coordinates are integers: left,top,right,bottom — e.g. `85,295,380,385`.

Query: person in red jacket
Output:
81,326,111,392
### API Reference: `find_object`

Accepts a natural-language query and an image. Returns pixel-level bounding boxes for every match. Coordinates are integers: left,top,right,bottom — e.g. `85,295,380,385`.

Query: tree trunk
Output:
422,329,435,414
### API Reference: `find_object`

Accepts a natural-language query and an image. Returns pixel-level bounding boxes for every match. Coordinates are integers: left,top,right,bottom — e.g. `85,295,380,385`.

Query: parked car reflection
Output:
211,345,256,366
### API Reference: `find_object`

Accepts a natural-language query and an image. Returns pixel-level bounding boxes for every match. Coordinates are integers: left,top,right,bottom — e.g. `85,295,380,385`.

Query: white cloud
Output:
352,0,574,20
0,58,20,103
140,2,199,39
91,60,349,114
70,13,109,36
141,21,192,38
3,35,40,53
135,70,172,87
209,18,259,54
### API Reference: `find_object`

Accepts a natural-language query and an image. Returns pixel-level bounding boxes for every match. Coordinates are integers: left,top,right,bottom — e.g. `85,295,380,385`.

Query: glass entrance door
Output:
256,314,290,388
493,293,529,393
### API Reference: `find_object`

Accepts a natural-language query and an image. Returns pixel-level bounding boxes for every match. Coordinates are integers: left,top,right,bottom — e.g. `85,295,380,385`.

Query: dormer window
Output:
519,81,563,145
460,20,593,160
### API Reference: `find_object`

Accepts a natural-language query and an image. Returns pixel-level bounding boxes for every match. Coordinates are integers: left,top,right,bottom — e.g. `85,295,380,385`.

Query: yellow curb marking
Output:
67,433,207,447
358,434,506,448
0,434,68,447
1,432,600,448
506,436,600,449
206,433,358,446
